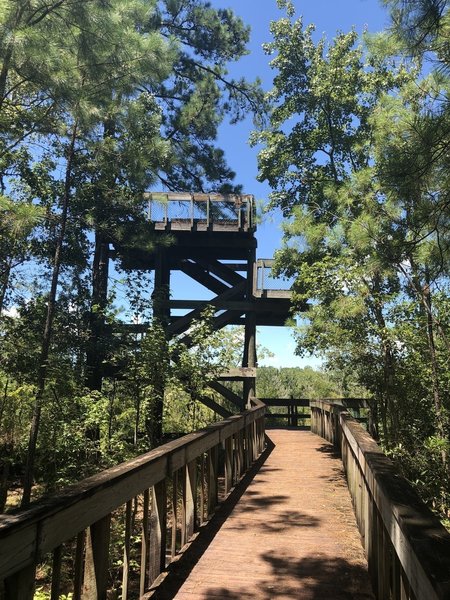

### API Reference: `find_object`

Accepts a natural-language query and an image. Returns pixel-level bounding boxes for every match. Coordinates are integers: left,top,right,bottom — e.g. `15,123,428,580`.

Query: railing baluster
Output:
50,545,62,600
73,530,85,600
245,424,252,470
199,453,206,525
184,460,196,541
171,471,178,559
140,489,150,596
4,563,36,600
207,445,218,517
82,515,111,600
149,480,167,585
225,436,233,494
122,500,132,600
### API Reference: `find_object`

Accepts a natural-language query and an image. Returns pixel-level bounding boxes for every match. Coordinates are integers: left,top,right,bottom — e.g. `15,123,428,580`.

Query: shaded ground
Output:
150,430,374,600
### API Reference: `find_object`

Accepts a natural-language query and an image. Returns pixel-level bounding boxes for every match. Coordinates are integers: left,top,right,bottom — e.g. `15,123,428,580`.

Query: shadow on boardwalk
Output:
150,438,279,599
202,554,373,599
150,431,374,600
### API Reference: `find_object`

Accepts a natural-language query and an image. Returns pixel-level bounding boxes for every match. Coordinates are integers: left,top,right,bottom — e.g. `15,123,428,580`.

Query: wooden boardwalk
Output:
151,429,375,600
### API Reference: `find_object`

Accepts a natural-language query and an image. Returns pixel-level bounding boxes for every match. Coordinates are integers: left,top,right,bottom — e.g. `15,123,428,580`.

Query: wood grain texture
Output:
151,430,374,600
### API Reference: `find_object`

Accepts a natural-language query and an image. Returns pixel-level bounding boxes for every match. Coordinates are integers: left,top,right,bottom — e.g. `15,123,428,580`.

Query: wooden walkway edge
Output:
149,429,375,600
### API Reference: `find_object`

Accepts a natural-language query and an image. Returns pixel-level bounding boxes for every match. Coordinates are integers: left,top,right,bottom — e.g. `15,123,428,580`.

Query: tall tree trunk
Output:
85,117,116,452
147,249,170,448
406,257,446,464
21,123,78,508
422,272,446,466
85,233,110,392
371,274,397,447
0,262,11,317
0,39,15,112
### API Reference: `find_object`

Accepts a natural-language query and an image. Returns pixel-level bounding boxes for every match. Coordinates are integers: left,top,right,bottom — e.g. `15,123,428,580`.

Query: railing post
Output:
50,545,62,600
4,564,36,600
171,471,178,559
199,453,206,526
245,424,252,470
225,436,233,494
183,460,196,543
122,500,132,600
82,514,111,600
73,530,85,600
207,445,218,517
149,480,167,585
140,489,150,597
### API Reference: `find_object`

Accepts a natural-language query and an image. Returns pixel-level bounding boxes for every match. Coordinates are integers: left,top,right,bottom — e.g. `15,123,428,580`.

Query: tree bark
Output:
422,272,446,466
85,232,110,392
21,123,78,507
370,274,397,447
0,262,11,317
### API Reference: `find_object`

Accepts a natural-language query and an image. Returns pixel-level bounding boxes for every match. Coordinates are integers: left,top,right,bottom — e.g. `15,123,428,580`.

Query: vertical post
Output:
149,480,167,585
243,425,250,470
225,436,233,494
122,500,132,600
147,194,152,220
82,515,111,600
171,470,178,559
50,545,62,600
199,453,206,526
140,489,150,597
238,429,244,478
73,531,85,600
4,564,36,600
207,445,218,517
86,233,110,394
150,247,170,447
184,460,196,542
243,245,257,407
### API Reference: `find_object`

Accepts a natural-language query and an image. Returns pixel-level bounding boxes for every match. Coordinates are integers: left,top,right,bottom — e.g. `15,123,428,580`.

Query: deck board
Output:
152,429,375,599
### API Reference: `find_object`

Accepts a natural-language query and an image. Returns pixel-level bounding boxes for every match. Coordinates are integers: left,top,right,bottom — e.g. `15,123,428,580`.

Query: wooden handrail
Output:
311,399,450,600
0,401,266,599
262,397,369,428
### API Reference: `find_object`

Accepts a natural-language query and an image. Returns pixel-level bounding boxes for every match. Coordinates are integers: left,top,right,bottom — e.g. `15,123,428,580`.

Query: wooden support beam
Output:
179,260,228,295
167,280,246,337
196,395,232,418
218,367,257,381
180,309,245,349
262,398,311,407
208,381,244,409
195,258,246,287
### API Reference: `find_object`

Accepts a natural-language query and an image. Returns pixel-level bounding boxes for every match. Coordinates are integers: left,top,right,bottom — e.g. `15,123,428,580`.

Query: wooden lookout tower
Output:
111,192,292,415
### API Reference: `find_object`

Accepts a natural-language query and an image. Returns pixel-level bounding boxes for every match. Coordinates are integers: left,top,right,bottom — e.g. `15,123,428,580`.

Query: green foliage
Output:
256,3,450,519
256,365,365,399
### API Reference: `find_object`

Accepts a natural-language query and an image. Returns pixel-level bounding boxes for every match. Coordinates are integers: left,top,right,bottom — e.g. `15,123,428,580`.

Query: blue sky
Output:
201,0,391,368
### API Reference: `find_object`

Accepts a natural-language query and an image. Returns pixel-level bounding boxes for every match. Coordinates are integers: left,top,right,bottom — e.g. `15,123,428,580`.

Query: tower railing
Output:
253,259,292,298
143,193,256,232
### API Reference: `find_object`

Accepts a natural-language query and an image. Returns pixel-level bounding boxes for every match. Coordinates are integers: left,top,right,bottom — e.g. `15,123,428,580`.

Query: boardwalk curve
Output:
151,429,374,599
